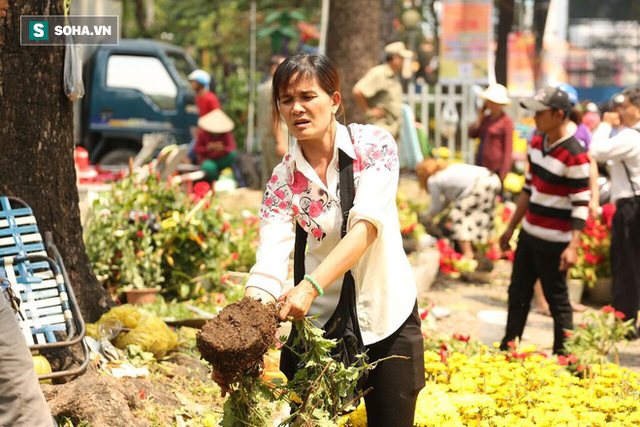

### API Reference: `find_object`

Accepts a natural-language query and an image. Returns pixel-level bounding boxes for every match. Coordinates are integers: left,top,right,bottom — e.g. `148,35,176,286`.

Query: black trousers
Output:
363,302,425,427
611,198,640,336
501,232,573,354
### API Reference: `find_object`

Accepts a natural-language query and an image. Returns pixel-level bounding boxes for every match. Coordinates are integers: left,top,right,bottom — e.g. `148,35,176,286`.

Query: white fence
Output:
404,82,528,165
404,82,478,164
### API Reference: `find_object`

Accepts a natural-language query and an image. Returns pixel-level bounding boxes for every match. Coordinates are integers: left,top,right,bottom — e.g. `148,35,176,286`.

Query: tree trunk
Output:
326,0,381,125
495,0,514,86
379,0,398,47
533,0,550,81
0,0,113,322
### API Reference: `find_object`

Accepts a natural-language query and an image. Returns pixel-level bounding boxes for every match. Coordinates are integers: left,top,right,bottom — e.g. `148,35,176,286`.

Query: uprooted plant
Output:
279,317,373,427
197,298,398,427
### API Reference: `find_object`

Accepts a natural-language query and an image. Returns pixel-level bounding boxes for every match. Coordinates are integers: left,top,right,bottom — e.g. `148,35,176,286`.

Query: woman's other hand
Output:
277,280,318,321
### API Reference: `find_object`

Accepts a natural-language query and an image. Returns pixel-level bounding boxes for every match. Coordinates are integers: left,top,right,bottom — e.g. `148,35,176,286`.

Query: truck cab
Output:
76,39,200,165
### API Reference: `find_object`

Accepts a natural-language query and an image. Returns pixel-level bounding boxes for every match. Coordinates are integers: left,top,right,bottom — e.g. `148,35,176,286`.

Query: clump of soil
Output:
197,297,279,382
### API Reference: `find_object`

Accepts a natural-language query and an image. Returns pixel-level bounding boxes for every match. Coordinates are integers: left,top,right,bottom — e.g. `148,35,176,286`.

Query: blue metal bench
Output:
0,197,89,380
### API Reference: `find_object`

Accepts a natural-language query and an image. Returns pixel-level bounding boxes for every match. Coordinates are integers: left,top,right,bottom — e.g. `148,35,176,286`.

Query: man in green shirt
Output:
353,42,412,141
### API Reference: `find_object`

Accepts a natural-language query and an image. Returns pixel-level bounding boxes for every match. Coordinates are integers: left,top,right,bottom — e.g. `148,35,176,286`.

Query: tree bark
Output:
533,0,550,81
495,0,514,86
326,0,381,125
0,0,113,322
379,0,398,47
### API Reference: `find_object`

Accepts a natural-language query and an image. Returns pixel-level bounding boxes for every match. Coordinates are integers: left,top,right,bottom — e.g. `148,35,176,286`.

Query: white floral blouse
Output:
246,123,417,345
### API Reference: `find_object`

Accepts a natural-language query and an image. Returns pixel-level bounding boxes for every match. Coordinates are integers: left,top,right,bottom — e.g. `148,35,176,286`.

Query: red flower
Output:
507,341,517,349
138,389,146,400
231,252,239,261
292,205,299,215
222,221,231,231
419,310,429,320
505,250,515,262
601,203,616,228
136,230,144,238
311,228,323,239
279,201,288,210
269,174,278,184
576,364,586,373
274,190,286,199
501,206,512,223
558,355,568,365
486,247,501,261
602,305,615,313
615,311,626,320
584,252,598,264
193,181,211,198
290,171,309,194
264,197,273,207
453,333,470,342
308,201,323,218
564,331,572,338
568,354,578,364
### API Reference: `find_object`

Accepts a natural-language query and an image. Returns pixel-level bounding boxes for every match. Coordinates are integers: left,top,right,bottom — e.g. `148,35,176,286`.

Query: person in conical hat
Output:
193,109,237,182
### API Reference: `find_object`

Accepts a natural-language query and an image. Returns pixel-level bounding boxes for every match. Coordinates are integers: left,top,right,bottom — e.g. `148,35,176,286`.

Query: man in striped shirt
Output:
499,87,591,354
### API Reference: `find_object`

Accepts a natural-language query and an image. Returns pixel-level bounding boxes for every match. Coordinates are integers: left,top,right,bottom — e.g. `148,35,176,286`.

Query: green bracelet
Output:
304,274,324,297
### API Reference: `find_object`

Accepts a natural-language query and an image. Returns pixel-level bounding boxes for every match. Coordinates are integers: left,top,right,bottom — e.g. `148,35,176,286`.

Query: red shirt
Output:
196,91,220,116
469,113,514,180
194,129,236,162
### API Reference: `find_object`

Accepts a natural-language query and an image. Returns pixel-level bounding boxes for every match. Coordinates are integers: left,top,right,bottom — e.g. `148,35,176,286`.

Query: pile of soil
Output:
197,297,279,382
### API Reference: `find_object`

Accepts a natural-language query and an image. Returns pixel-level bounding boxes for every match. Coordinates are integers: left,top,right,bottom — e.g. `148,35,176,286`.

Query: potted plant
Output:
119,227,164,304
577,212,614,304
85,169,230,303
397,194,428,254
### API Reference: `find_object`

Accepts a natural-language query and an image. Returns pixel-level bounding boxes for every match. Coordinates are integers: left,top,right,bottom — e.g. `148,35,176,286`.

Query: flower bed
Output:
345,347,640,426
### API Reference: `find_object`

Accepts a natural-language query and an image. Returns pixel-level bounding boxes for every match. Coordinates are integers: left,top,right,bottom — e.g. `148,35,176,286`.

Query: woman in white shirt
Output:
220,53,425,425
417,158,502,259
590,85,640,338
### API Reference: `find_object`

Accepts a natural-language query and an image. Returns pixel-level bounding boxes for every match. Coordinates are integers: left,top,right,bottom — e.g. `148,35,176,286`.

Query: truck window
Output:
165,51,197,90
106,55,177,110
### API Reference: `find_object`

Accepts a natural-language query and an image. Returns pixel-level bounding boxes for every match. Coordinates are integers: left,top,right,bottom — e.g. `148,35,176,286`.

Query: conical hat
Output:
198,109,235,133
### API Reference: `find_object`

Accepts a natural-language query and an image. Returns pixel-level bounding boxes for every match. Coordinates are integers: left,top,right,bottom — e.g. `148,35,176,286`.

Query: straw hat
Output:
198,109,235,134
479,83,511,105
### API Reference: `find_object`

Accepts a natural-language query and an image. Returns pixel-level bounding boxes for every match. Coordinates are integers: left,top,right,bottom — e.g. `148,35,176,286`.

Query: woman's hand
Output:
211,371,233,398
277,280,318,321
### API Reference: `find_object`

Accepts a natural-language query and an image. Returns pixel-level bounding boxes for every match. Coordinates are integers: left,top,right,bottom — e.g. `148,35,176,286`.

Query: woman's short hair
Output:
271,53,343,124
622,85,640,107
415,158,448,190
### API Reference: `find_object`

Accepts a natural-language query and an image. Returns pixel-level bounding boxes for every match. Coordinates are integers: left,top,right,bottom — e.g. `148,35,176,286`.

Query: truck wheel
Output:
98,148,138,166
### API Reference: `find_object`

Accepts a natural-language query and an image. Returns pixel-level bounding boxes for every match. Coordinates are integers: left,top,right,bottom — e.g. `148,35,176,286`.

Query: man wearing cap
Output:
468,83,514,180
499,87,591,354
194,109,237,182
353,41,412,141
